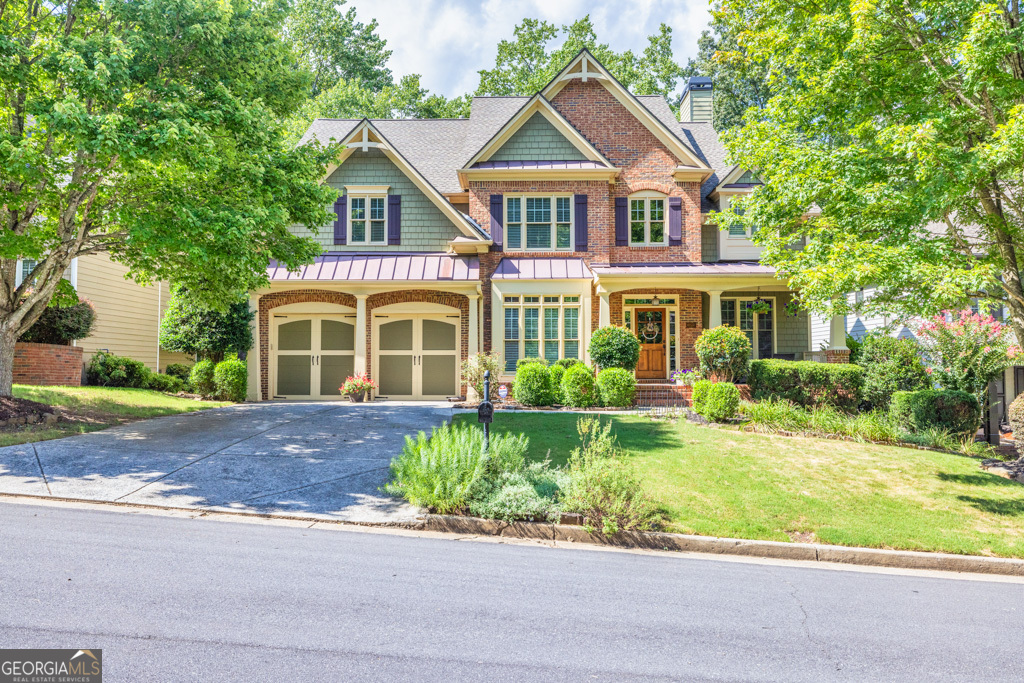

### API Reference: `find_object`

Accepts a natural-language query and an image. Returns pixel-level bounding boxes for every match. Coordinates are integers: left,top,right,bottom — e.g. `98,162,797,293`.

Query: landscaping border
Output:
423,514,1024,577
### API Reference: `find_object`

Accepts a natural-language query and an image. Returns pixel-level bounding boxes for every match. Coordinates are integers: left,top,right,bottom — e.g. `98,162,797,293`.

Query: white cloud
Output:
345,0,712,98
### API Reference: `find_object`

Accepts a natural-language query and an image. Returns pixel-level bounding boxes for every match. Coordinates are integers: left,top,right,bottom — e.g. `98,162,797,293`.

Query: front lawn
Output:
453,412,1024,558
2,385,232,447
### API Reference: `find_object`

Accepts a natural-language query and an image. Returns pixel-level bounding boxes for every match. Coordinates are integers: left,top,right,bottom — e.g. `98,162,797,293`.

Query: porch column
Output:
354,294,368,375
246,294,260,401
707,290,723,328
468,294,479,356
826,308,850,363
598,288,610,327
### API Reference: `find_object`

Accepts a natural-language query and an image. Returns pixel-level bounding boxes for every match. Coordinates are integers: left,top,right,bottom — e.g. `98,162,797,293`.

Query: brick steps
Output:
635,383,691,408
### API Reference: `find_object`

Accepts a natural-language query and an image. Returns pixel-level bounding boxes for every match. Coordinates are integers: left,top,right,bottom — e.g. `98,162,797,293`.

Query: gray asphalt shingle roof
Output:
299,94,731,211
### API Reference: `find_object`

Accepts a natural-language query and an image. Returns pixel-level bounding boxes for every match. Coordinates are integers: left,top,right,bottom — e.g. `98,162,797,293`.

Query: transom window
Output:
629,193,666,246
502,295,581,372
348,191,387,245
505,196,572,251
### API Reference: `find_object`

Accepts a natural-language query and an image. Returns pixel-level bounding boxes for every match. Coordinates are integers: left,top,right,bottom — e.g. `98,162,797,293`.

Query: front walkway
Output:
0,401,452,523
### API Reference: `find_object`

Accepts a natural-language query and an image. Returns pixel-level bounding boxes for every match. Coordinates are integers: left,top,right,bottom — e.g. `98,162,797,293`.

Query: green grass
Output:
453,412,1024,559
2,385,232,446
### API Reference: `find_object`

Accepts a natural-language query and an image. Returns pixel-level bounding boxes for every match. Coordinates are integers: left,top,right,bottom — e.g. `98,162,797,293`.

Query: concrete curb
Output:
422,514,1024,577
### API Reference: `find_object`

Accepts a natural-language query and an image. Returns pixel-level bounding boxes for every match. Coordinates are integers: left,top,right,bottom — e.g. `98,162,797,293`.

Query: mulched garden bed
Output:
0,396,59,428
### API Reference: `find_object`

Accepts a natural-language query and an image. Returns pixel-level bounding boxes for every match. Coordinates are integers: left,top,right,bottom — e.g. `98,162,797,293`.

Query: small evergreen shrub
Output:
890,389,980,437
694,382,740,422
460,351,502,398
554,358,582,369
694,326,751,381
513,362,553,406
516,357,547,369
548,364,566,404
86,351,150,388
596,367,636,408
164,363,193,383
146,373,186,393
749,359,864,410
588,326,640,371
189,359,216,398
691,379,712,415
214,358,247,402
561,364,599,408
858,335,929,410
20,300,95,345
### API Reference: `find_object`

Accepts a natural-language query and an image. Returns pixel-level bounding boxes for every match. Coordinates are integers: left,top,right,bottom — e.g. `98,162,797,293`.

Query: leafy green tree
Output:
159,287,254,362
284,0,392,96
713,0,1024,344
0,0,336,396
475,17,686,103
682,3,772,129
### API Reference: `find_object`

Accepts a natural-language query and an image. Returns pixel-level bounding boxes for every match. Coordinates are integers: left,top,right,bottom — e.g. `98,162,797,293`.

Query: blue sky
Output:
346,0,714,98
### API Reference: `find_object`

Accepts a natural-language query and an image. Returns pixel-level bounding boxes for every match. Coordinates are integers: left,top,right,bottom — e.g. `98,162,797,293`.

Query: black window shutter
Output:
574,194,588,252
334,195,347,245
490,194,503,251
614,196,628,246
388,195,401,245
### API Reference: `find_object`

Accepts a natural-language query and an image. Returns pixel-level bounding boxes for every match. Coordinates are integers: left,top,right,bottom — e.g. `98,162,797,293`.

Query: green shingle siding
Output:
689,90,713,123
290,148,462,252
702,225,719,262
700,290,809,357
490,112,588,162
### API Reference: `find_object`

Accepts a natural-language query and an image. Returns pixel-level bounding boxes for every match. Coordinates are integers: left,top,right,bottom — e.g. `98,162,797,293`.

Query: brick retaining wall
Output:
13,342,83,386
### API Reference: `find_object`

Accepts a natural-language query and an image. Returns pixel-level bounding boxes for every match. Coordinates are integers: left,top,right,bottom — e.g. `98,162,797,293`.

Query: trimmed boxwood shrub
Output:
691,380,740,422
554,358,582,369
516,357,547,369
20,300,95,345
164,363,193,383
549,364,566,404
146,373,187,393
694,325,751,382
890,389,980,437
86,351,150,388
562,364,599,408
513,362,553,406
858,335,929,410
189,359,217,398
596,367,636,408
749,359,864,411
588,326,640,371
214,358,247,402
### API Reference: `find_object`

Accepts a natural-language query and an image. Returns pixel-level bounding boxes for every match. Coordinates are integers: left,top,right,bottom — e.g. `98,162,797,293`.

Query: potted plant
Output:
670,368,701,386
746,298,772,315
340,374,377,403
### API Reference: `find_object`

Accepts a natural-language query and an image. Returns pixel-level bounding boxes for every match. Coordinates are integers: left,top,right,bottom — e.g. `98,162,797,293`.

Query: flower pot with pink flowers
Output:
340,374,378,402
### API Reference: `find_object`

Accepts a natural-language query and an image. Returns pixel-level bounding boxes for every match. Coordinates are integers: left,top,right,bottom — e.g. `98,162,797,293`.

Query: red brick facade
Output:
13,342,83,386
609,288,703,370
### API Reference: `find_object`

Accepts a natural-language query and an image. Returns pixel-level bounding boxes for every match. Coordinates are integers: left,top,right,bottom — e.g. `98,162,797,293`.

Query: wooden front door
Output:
634,308,666,379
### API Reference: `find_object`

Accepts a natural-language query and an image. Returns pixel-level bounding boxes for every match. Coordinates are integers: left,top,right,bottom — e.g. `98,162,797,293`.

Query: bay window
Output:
505,196,572,251
503,295,581,372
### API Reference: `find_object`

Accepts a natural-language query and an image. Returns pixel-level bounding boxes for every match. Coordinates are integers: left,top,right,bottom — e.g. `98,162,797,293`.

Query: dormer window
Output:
346,185,389,245
628,192,667,246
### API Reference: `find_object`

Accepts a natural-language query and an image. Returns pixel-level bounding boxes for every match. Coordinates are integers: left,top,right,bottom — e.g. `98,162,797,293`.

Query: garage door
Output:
274,315,355,399
374,315,459,400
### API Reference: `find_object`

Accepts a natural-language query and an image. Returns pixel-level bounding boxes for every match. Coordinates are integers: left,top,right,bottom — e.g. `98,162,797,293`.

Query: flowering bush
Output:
341,374,378,395
917,310,1020,406
670,368,701,385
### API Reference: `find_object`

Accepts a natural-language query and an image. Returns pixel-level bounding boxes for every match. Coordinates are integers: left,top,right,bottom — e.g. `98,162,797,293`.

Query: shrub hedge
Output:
858,335,929,410
189,359,217,398
513,362,552,406
890,389,980,437
20,300,96,345
548,364,566,404
748,359,864,410
145,373,186,393
164,363,193,383
214,358,247,402
596,367,635,408
516,357,547,369
86,351,150,388
554,358,582,369
691,380,740,422
562,364,599,408
588,326,640,371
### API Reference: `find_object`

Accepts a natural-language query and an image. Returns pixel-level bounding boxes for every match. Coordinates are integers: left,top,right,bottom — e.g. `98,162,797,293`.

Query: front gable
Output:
490,111,588,162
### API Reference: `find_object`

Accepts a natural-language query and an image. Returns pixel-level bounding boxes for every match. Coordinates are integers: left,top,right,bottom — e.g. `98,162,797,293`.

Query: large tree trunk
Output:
0,325,17,398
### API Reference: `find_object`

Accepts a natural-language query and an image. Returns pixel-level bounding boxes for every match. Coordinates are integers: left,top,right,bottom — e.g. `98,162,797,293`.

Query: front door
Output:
634,308,666,379
274,316,355,399
374,315,460,399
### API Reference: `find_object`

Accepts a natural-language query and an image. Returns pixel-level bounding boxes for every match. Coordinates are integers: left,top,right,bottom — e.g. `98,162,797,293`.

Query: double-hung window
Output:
347,187,388,245
502,295,581,372
628,193,666,246
505,196,572,251
17,258,37,287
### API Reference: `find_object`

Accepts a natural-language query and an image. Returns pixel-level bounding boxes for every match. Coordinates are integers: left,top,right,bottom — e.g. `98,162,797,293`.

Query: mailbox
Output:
477,400,494,424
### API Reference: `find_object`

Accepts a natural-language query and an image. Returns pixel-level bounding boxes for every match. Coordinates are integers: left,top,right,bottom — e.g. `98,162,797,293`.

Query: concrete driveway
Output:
0,402,452,523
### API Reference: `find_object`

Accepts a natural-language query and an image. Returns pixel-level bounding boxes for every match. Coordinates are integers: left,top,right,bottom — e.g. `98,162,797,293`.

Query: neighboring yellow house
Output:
17,253,191,372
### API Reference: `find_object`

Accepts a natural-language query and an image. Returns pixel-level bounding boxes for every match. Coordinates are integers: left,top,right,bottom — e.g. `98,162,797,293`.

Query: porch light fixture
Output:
651,293,661,306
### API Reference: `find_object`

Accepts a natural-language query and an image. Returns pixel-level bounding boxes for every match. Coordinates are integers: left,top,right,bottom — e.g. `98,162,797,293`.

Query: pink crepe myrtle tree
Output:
917,310,1021,408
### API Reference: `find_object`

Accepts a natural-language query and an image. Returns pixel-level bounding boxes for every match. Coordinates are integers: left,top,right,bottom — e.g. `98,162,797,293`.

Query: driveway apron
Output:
0,402,451,523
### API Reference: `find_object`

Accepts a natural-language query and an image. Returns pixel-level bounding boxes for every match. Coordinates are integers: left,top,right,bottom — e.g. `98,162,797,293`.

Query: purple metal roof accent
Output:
592,261,776,276
267,253,480,282
491,258,593,280
471,160,607,170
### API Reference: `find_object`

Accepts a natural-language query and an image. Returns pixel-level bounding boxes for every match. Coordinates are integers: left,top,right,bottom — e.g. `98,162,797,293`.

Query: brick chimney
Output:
679,77,713,124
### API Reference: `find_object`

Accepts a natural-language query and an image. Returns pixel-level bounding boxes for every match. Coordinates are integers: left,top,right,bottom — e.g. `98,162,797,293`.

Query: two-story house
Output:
247,50,850,401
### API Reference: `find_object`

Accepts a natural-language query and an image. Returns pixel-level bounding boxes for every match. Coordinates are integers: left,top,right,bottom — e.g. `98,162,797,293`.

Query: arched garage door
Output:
273,315,355,399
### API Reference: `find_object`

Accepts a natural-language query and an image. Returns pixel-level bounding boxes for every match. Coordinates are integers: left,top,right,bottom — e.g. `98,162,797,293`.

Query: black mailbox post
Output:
478,370,493,450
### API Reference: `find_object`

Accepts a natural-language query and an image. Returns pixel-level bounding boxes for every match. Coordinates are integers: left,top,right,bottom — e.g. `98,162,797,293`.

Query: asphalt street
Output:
1,501,1021,682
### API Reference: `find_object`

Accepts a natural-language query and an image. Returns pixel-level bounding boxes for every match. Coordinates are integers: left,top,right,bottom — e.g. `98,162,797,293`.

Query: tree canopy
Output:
713,0,1024,341
0,0,337,395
